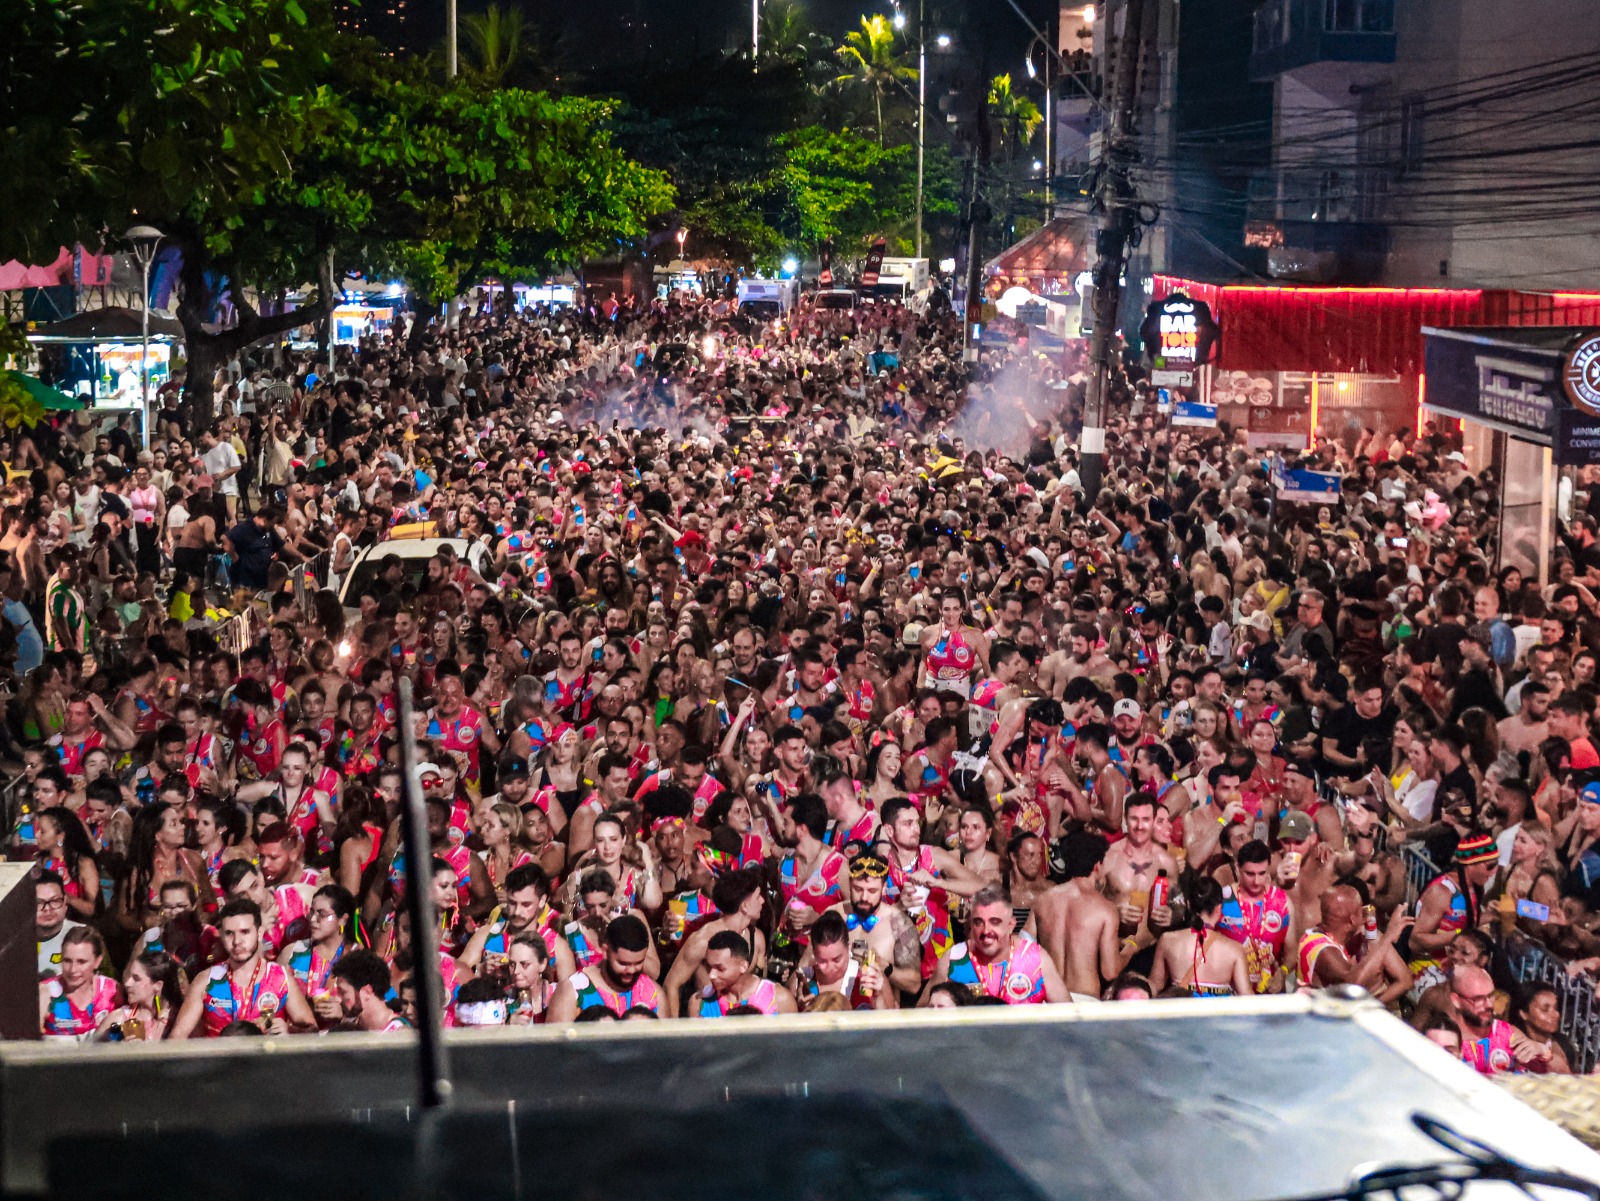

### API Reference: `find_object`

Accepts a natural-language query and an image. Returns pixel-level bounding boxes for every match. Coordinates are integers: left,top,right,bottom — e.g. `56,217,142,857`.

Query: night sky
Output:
406,0,1053,76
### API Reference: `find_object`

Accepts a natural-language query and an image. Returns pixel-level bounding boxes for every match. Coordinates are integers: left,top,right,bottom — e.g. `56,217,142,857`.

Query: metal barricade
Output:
214,608,260,658
0,773,26,848
1498,931,1600,1074
1397,842,1438,908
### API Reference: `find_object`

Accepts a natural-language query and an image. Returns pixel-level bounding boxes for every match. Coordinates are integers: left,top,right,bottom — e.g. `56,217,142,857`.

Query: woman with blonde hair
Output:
1495,822,1563,914
478,801,536,903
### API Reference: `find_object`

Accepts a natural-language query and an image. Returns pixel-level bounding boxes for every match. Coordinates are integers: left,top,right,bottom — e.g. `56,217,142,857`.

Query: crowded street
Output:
4,0,1600,1119
4,284,1592,1080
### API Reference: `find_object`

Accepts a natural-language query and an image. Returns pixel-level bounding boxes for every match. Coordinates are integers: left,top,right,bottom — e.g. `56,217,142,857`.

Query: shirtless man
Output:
1101,793,1179,936
660,869,769,1018
1006,833,1054,930
1065,723,1129,841
1496,681,1549,759
1026,830,1122,998
1041,623,1115,698
813,852,922,998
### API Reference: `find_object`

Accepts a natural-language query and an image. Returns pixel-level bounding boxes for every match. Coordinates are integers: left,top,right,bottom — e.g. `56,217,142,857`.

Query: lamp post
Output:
915,0,925,259
1026,30,1055,221
125,224,164,452
446,0,458,77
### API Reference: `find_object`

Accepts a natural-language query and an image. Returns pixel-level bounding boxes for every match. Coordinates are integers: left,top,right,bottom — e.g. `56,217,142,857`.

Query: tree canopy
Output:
0,0,673,418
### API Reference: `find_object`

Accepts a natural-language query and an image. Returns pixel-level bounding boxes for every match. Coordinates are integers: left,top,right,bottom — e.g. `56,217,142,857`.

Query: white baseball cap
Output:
1113,699,1142,721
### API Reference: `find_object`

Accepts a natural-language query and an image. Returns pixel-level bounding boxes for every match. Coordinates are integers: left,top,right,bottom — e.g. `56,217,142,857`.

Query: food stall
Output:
25,306,182,410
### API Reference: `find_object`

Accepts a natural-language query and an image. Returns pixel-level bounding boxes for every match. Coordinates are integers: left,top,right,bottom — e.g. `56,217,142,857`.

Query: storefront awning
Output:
984,216,1090,279
1156,275,1600,376
26,305,183,342
1421,325,1600,464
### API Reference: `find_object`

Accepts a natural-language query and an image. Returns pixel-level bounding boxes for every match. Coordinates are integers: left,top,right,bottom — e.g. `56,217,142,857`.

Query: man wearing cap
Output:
1109,698,1150,761
1409,833,1499,959
1279,761,1343,850
1566,782,1600,894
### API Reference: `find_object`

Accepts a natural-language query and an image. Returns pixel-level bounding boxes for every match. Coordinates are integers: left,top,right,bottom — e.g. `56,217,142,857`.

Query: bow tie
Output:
845,913,878,932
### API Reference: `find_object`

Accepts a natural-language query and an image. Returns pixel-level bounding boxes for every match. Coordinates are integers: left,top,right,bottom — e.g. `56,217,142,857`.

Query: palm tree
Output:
987,73,1043,161
759,0,813,63
834,14,917,147
461,4,527,87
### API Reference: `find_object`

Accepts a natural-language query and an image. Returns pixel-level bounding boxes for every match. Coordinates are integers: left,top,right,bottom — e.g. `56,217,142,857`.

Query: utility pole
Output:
1043,13,1054,221
915,0,926,259
1080,0,1151,500
445,0,457,77
962,24,992,364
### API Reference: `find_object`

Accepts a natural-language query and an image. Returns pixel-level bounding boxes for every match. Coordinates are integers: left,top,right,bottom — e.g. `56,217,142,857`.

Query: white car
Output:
337,537,488,607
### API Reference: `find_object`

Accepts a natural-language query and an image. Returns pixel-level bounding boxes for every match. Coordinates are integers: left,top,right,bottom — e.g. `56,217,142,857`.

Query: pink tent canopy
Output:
0,247,114,291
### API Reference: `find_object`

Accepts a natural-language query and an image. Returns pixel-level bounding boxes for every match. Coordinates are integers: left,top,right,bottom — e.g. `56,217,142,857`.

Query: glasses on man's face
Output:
36,896,65,910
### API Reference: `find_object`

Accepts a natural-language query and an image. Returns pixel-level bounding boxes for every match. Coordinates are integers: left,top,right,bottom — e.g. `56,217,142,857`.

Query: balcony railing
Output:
1248,165,1393,224
1250,0,1396,77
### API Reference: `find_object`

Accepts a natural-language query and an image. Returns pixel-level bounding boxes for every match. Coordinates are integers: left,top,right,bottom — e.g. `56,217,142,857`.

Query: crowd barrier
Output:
1501,932,1600,1073
1394,838,1600,1072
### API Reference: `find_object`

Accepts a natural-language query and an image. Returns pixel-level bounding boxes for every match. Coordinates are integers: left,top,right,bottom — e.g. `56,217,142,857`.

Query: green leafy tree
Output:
775,126,904,250
987,73,1044,162
834,15,917,147
0,0,671,422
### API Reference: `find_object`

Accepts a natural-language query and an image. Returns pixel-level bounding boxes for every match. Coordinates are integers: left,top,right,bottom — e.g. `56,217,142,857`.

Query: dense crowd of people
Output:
7,286,1595,1076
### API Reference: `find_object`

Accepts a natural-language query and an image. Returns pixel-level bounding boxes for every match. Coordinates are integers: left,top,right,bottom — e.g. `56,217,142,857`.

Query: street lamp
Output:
125,224,164,452
1025,30,1056,221
446,0,457,77
676,228,688,260
915,0,924,258
915,23,952,260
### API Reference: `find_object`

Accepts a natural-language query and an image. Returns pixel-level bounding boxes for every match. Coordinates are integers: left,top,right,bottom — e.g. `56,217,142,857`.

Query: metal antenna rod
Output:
397,677,453,1111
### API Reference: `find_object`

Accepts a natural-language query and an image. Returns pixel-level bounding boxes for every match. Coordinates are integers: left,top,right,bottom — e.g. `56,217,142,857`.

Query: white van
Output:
736,278,798,320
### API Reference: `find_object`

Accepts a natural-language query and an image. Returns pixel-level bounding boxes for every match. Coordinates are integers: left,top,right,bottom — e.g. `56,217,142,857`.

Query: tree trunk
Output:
317,247,336,382
175,236,333,433
407,298,441,352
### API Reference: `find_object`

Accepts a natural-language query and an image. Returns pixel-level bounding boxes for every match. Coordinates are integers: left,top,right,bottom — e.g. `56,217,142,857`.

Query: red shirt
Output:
427,706,487,788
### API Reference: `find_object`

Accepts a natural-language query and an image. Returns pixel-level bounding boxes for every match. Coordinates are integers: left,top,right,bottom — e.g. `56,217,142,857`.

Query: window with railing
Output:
1324,0,1394,33
1254,0,1395,52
